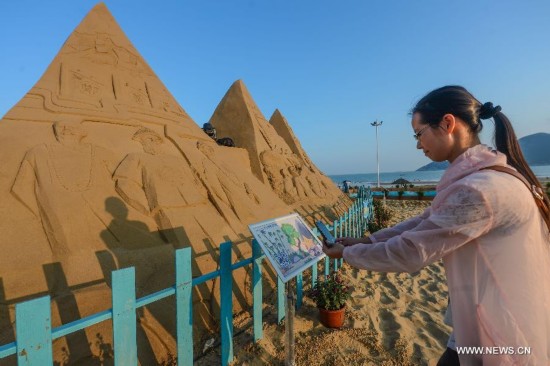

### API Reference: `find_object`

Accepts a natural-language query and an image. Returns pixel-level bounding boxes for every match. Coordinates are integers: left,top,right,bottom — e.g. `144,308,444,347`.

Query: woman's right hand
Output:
335,237,371,247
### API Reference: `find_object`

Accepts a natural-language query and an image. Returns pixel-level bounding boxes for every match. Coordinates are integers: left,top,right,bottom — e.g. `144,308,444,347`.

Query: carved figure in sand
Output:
259,150,285,195
11,122,116,256
288,164,315,199
113,128,231,248
279,167,298,204
195,141,259,225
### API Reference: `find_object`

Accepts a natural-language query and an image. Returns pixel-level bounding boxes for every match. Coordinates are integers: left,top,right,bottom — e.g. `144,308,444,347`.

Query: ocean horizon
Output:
329,164,550,187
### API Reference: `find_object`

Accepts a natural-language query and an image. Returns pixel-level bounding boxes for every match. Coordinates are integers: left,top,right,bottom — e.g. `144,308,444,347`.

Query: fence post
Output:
176,248,193,366
324,256,330,277
359,200,363,235
355,201,362,238
15,296,52,365
296,273,303,309
277,276,285,323
311,260,318,288
333,220,338,271
112,267,137,366
349,200,357,238
362,197,366,226
344,212,349,237
358,200,361,235
252,239,263,342
220,241,233,365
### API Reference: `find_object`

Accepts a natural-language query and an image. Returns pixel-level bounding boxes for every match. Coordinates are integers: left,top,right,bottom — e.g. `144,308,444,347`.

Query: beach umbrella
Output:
391,178,410,185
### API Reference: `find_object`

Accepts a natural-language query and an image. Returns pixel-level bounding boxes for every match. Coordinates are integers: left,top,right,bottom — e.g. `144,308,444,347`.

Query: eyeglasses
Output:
413,125,430,141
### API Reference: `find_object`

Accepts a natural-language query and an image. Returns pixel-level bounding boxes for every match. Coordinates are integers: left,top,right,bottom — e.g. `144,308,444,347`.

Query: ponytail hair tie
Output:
479,102,502,120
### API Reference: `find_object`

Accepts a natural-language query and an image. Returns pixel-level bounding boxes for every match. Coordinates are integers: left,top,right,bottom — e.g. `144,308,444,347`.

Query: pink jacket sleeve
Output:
369,207,431,243
344,185,493,273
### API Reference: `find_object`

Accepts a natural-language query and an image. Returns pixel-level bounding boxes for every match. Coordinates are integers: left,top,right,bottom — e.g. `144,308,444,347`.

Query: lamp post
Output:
370,120,383,188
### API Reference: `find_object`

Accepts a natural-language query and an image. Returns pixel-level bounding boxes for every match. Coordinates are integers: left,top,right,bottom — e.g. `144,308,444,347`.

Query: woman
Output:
323,86,550,366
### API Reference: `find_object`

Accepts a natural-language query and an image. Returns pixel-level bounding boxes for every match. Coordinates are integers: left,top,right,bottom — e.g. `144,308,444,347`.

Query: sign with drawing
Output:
249,213,325,283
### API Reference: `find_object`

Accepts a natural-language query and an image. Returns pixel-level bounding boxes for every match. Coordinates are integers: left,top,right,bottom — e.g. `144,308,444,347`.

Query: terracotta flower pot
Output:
318,306,345,328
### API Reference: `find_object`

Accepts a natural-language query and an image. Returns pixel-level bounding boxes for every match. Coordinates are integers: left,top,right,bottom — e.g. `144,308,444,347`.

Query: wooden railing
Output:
0,188,372,365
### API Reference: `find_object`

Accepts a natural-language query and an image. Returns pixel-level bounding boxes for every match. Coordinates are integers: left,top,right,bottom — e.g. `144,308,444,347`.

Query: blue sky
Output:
1,1,549,174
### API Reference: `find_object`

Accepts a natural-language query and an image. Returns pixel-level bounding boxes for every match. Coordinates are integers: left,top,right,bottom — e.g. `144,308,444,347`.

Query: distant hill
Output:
416,132,550,171
518,133,550,166
416,161,449,171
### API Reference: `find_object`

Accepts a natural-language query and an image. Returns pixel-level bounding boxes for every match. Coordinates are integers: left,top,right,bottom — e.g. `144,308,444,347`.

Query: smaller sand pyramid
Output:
209,80,293,184
269,108,344,201
209,80,349,208
270,108,321,173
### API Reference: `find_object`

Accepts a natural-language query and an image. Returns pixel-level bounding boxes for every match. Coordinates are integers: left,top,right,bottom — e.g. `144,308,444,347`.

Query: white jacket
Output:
343,144,550,365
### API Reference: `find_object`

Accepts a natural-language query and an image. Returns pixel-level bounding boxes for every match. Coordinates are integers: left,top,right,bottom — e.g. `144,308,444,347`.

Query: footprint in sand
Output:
379,291,393,305
418,310,448,341
378,308,401,349
429,263,442,273
427,282,440,292
380,279,399,298
418,288,438,304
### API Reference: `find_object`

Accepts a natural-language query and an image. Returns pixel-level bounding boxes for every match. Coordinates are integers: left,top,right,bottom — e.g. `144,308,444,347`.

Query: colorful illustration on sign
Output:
249,213,325,282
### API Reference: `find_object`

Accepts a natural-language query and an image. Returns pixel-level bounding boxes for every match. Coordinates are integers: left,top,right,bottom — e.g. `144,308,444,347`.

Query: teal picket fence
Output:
0,188,372,365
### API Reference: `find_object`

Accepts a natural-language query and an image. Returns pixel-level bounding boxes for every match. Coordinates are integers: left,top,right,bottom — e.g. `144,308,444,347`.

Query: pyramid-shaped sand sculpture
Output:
0,3,351,363
0,1,296,289
209,80,349,207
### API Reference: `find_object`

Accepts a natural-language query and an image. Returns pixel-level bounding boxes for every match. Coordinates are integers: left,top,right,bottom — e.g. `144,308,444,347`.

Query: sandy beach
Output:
195,200,450,366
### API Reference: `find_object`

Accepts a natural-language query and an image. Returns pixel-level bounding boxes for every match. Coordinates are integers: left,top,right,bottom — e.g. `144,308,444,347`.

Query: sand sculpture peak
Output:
3,1,205,139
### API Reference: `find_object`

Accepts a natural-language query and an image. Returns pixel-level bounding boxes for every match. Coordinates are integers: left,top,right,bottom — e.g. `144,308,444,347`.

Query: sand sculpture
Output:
209,81,345,209
0,3,350,364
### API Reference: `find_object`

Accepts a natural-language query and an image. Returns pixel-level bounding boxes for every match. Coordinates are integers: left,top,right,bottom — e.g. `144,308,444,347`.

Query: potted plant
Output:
397,190,405,200
307,272,351,328
368,199,393,232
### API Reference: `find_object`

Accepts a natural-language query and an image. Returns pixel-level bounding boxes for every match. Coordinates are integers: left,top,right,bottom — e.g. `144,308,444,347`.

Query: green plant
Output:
417,190,425,199
307,272,351,310
368,199,392,232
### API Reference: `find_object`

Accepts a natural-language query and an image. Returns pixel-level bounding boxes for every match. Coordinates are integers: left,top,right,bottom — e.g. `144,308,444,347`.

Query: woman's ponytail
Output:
492,112,550,229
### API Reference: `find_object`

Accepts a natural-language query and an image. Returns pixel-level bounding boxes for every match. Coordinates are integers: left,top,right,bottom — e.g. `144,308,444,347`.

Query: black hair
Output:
413,85,549,229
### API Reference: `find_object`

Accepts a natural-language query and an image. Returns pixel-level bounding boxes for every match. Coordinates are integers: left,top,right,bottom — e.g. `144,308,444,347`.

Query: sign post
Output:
285,281,296,366
249,213,326,366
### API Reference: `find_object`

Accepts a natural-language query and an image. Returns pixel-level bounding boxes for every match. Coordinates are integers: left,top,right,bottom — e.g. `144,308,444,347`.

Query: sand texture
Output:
0,3,350,364
192,200,451,366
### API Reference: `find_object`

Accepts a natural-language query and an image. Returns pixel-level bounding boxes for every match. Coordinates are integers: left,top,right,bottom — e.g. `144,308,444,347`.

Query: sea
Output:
329,165,550,187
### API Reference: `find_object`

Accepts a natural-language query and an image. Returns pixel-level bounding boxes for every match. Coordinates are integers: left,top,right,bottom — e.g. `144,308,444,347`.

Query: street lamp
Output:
370,120,383,188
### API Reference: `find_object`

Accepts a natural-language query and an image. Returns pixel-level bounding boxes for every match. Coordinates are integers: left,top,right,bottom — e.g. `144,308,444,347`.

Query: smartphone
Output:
315,221,336,247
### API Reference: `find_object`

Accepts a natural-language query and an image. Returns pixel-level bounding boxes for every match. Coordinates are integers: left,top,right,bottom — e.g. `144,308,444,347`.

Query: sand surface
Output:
195,200,451,366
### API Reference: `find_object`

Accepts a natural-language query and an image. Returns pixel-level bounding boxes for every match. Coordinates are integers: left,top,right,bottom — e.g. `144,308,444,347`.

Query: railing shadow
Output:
43,263,93,364
0,278,15,366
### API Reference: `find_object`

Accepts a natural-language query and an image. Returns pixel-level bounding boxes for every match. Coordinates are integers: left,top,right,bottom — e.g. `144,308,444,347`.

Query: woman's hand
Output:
322,241,344,259
335,236,372,247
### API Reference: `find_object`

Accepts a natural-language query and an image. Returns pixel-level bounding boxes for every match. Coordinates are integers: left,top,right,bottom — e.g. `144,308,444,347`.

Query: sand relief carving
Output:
11,122,118,256
26,32,188,125
64,32,148,72
196,141,261,211
260,149,328,204
113,128,232,248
